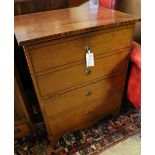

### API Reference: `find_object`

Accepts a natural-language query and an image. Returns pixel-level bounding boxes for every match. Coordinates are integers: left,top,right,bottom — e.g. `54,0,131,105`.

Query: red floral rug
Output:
15,108,140,155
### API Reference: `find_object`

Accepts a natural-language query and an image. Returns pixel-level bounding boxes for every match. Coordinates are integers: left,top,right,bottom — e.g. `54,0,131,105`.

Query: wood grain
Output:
14,0,88,16
36,50,130,97
29,26,132,73
14,4,140,142
14,4,140,46
48,92,122,138
43,73,125,118
14,0,69,15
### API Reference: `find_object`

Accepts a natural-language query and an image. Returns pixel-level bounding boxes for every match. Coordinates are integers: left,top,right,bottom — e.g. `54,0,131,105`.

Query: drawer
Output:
29,26,133,73
37,50,129,97
14,122,30,139
48,92,122,137
43,73,125,118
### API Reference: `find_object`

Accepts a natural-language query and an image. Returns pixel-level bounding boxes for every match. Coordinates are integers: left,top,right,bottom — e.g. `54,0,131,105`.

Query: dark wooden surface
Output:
14,0,69,15
14,0,88,15
68,0,88,7
14,4,140,46
14,65,34,138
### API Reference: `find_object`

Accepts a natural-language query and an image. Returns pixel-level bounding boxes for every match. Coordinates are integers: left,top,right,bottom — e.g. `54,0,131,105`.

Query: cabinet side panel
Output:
22,46,51,137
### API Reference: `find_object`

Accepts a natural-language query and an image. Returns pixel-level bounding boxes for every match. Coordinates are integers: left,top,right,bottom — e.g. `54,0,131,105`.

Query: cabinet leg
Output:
50,137,59,148
112,110,120,118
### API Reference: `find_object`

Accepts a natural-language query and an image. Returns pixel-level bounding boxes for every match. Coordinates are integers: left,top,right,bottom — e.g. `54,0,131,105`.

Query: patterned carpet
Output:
14,108,141,155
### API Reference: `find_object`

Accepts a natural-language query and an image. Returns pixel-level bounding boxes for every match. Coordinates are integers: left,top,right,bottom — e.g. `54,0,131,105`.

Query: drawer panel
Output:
44,73,125,118
48,92,122,138
14,122,30,139
37,50,129,97
30,26,133,73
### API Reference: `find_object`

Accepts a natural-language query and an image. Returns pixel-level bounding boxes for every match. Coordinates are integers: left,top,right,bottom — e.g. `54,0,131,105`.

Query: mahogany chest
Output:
15,4,140,142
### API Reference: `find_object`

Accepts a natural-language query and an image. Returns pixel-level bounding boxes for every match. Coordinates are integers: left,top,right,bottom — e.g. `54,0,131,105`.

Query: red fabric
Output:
127,41,141,110
99,0,120,9
130,41,141,69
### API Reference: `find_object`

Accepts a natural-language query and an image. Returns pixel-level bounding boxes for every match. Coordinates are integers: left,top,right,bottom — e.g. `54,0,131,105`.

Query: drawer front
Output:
29,26,133,73
14,122,30,139
37,50,129,97
44,73,125,118
48,92,122,137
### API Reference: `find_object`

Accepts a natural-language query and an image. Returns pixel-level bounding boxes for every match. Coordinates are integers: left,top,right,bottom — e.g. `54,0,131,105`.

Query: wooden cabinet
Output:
14,68,33,139
14,4,140,142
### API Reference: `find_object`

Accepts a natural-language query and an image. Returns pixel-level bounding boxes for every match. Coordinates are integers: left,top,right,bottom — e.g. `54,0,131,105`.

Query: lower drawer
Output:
14,122,30,139
48,92,122,138
43,73,125,118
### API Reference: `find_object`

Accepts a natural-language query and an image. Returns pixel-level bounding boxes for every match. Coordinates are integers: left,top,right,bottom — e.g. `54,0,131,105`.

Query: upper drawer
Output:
37,50,129,97
29,25,133,73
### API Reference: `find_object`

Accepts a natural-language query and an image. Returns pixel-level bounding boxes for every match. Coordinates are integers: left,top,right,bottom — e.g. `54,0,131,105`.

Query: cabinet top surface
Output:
14,4,140,46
